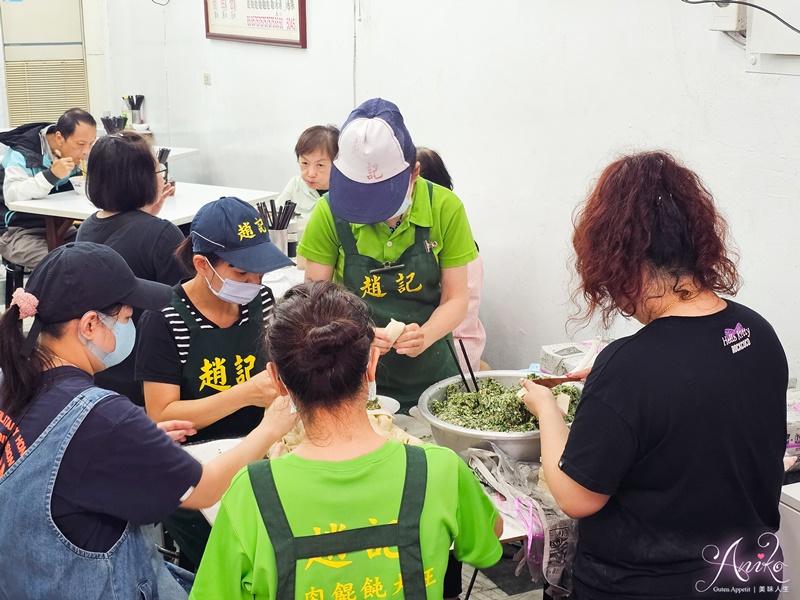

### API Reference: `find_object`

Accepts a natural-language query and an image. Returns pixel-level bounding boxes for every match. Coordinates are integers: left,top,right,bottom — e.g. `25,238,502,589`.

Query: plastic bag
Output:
465,444,578,597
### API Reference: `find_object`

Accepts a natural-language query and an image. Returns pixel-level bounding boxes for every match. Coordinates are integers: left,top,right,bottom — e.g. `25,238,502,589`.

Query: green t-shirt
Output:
297,178,478,284
190,441,502,600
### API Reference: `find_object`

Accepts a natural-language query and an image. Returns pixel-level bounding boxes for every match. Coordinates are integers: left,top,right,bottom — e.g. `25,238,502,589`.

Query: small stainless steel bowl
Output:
417,370,542,462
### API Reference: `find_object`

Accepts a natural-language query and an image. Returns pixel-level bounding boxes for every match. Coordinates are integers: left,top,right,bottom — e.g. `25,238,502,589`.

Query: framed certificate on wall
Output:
204,0,306,48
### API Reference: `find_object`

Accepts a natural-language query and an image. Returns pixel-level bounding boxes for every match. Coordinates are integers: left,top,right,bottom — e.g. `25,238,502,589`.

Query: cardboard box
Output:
788,389,800,457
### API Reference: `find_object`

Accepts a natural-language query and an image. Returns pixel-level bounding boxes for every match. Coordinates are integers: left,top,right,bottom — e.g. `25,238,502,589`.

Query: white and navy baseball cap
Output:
328,98,416,224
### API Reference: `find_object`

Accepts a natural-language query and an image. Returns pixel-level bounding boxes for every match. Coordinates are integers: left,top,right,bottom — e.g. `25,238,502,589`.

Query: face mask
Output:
205,258,261,305
388,190,413,221
368,379,377,401
81,313,136,369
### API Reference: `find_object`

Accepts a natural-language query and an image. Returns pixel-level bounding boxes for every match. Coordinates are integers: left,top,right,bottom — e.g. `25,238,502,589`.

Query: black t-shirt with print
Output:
560,301,788,599
0,367,202,553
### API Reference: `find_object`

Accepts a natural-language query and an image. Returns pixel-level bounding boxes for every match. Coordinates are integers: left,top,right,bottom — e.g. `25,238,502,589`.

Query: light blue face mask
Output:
205,258,261,305
80,312,136,369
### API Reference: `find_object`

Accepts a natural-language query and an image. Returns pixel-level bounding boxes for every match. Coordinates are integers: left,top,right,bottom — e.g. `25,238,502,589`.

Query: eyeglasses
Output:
156,166,167,175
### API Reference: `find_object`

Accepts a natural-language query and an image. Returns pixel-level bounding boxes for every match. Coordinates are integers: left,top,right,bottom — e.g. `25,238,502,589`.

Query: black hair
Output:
86,132,158,212
416,146,453,190
174,237,225,274
0,303,122,419
266,281,375,421
295,125,339,160
54,108,96,139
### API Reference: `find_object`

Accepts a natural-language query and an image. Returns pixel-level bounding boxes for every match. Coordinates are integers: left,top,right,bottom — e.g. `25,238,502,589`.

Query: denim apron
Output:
249,444,429,599
0,385,188,600
333,182,458,411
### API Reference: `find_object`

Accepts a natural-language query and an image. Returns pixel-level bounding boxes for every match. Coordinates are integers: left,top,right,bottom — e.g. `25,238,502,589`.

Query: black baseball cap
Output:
21,242,172,356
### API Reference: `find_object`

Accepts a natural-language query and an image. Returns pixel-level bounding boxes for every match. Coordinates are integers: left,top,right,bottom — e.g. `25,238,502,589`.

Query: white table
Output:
5,182,278,250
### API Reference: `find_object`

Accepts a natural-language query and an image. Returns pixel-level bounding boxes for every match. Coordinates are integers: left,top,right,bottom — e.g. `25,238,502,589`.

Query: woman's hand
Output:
248,370,280,408
372,327,394,356
518,378,559,418
157,420,197,444
141,182,173,216
565,367,591,382
262,394,299,438
394,323,425,357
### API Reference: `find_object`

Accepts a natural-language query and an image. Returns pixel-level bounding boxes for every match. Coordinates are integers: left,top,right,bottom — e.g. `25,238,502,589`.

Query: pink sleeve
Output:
453,255,486,372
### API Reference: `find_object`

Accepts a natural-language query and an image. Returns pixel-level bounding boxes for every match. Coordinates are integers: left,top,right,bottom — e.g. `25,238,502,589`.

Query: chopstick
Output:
459,339,479,391
255,199,297,231
256,202,272,229
446,338,472,392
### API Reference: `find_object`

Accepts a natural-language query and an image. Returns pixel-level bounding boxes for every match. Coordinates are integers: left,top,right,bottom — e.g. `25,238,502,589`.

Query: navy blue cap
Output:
190,196,293,273
20,242,172,357
329,98,415,224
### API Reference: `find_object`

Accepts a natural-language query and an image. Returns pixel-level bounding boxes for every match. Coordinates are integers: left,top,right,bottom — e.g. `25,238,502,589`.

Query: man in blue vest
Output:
0,108,96,268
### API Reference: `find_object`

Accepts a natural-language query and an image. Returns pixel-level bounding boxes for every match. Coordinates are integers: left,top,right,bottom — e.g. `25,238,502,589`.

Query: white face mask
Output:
204,258,261,305
368,379,377,401
388,182,414,221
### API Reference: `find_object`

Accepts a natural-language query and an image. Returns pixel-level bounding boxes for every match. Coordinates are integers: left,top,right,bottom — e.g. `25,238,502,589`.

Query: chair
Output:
3,257,26,309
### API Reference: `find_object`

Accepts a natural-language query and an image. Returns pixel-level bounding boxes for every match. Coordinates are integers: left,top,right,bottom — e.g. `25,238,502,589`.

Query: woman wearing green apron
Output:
299,99,477,411
190,281,503,600
136,196,294,570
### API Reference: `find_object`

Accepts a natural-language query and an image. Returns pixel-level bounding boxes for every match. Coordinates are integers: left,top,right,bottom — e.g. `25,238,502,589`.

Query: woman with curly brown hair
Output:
520,151,788,599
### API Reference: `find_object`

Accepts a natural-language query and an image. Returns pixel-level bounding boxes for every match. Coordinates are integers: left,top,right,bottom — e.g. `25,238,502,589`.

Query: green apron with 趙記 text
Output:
170,291,266,443
334,182,458,411
249,444,429,599
163,291,267,571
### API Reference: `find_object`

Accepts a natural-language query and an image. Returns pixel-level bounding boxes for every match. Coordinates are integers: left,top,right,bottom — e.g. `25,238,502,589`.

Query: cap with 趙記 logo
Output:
190,196,293,274
329,98,416,225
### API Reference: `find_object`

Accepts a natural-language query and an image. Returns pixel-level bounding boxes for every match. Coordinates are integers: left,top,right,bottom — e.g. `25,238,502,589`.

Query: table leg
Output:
45,216,75,251
463,567,479,599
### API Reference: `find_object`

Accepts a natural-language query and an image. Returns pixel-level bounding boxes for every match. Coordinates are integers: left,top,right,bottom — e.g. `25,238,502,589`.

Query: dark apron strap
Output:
394,443,428,598
170,293,201,332
249,445,428,598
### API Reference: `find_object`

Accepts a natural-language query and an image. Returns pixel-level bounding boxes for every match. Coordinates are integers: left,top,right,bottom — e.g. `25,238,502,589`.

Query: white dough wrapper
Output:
384,318,406,345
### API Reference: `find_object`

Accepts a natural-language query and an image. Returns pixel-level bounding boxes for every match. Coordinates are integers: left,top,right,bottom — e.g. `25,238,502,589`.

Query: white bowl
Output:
70,176,86,196
131,123,150,133
368,395,400,415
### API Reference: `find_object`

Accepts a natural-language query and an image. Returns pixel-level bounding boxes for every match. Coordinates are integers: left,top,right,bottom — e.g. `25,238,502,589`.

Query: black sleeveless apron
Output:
333,182,458,411
170,292,265,443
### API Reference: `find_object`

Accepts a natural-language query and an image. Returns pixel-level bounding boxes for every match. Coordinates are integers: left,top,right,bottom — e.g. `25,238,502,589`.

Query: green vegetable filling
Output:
429,375,581,432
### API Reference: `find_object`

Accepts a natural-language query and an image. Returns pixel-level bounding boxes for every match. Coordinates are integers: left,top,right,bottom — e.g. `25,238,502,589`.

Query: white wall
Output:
102,0,800,376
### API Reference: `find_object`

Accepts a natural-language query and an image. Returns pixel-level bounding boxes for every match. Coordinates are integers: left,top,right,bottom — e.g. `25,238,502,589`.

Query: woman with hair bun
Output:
190,281,503,600
519,151,788,599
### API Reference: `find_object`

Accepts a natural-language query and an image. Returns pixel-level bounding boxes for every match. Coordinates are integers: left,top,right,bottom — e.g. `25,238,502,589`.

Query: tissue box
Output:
539,340,605,375
788,389,800,456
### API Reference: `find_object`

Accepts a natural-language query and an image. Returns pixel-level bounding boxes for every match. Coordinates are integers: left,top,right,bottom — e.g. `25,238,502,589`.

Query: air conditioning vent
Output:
5,60,89,126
